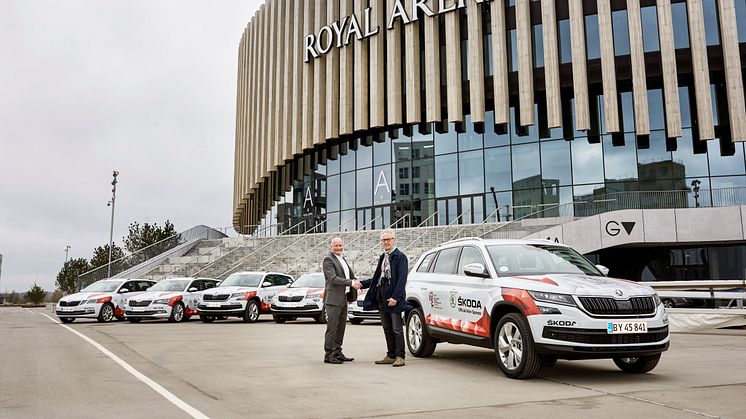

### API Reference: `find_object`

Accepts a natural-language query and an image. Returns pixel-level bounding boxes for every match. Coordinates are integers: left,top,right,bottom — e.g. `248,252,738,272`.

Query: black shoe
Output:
324,357,343,364
336,354,354,362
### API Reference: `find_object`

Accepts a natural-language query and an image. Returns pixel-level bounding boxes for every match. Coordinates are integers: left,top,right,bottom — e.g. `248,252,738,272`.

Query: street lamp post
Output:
489,186,501,222
64,245,71,263
107,171,119,277
691,179,701,208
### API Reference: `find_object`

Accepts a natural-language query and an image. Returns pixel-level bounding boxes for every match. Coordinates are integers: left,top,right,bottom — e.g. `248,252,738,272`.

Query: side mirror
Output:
596,265,610,276
118,288,130,293
188,287,198,293
262,281,272,287
463,263,490,278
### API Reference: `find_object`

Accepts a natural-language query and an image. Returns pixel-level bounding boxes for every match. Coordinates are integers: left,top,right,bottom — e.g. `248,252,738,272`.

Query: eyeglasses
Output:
380,238,394,242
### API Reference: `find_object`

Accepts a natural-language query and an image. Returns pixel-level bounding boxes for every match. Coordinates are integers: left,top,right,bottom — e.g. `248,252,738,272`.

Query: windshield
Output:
82,280,122,293
290,273,325,288
220,273,263,287
149,279,190,292
487,244,601,277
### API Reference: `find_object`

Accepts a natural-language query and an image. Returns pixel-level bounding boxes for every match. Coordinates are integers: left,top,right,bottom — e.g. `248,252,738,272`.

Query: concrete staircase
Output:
137,216,569,281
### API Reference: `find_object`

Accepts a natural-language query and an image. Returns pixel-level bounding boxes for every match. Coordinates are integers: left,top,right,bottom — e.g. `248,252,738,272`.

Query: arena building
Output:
233,0,746,282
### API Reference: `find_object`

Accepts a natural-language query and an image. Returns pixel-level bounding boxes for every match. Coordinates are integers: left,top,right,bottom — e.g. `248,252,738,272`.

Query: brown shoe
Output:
392,357,405,367
374,356,396,364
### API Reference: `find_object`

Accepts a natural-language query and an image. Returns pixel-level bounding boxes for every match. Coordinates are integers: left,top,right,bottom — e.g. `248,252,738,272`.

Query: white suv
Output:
197,272,293,322
405,238,670,379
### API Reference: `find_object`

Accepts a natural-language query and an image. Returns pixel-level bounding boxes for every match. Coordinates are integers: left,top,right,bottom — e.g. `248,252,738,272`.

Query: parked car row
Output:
55,271,379,325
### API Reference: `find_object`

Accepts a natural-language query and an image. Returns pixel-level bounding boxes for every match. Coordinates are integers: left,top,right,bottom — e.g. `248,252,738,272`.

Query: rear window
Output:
417,253,436,272
432,247,460,274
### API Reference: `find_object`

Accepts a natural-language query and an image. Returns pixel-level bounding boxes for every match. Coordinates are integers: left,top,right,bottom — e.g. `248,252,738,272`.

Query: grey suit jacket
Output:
322,252,357,307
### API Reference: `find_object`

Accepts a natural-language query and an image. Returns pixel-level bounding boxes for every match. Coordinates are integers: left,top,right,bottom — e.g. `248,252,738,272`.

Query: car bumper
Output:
347,307,380,319
56,304,101,318
271,302,322,316
124,305,172,318
197,301,246,315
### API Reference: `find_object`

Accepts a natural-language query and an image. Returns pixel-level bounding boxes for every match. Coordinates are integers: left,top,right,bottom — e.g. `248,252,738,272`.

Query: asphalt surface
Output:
1,306,745,419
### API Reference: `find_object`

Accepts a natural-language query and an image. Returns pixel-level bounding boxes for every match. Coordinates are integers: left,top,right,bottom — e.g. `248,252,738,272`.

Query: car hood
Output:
278,287,324,297
129,291,184,301
59,292,112,302
203,286,258,295
501,274,655,298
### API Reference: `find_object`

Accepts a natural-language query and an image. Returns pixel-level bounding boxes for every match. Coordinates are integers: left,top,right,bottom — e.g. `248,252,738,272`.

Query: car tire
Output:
60,317,75,324
200,314,214,323
350,318,363,325
273,315,287,324
315,307,328,324
406,307,437,357
613,354,662,374
128,318,142,323
97,303,115,323
115,316,125,321
494,313,542,379
168,302,185,323
242,300,259,323
661,298,675,309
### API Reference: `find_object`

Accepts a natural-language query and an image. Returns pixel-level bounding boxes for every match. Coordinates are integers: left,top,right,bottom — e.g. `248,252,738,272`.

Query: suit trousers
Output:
324,303,347,358
378,301,405,358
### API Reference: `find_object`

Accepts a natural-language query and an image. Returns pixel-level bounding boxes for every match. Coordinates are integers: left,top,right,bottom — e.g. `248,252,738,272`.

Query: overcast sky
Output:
0,0,263,293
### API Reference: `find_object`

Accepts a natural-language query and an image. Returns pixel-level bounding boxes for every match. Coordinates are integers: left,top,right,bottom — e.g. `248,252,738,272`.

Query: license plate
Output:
60,307,73,312
207,302,221,308
131,307,145,312
607,321,648,334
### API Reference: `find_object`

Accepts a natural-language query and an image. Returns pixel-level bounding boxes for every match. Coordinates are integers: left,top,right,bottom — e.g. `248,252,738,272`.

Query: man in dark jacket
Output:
360,229,408,367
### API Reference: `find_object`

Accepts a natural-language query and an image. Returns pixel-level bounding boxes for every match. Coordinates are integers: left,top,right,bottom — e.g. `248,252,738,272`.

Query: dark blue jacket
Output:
361,248,408,313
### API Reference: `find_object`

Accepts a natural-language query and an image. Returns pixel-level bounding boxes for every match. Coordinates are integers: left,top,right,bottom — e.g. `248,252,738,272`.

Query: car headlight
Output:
153,298,169,305
306,293,322,301
85,299,99,305
230,292,246,299
652,293,661,306
527,291,576,307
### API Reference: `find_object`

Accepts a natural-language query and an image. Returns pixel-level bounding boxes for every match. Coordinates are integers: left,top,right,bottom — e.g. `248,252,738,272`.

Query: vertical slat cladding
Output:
491,0,509,124
302,0,315,150
656,0,681,138
370,0,386,128
597,0,620,133
259,5,269,179
516,0,534,127
717,0,746,142
314,0,328,146
569,0,589,131
467,1,485,124
234,33,244,212
424,1,442,123
387,0,403,125
255,9,265,184
266,0,277,173
291,0,304,155
445,6,463,123
274,0,286,165
354,0,370,132
542,0,562,128
326,0,341,139
405,0,422,124
244,28,252,202
249,18,257,191
339,0,355,135
626,0,649,136
282,0,295,161
687,0,715,141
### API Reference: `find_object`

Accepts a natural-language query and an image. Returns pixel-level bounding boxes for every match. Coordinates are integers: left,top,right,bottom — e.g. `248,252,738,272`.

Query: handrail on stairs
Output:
284,216,359,275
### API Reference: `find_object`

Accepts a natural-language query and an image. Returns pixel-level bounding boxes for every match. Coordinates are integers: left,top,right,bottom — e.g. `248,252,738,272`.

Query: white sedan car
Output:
347,288,380,324
123,277,220,323
271,272,326,323
197,272,293,323
55,278,156,323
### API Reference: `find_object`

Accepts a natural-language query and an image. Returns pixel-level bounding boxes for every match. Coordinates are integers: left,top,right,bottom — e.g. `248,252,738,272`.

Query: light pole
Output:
691,179,701,208
489,186,501,222
64,245,71,263
107,171,119,277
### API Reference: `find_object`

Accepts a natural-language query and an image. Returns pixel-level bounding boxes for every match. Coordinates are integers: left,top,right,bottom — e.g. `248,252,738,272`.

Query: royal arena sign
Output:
304,0,489,63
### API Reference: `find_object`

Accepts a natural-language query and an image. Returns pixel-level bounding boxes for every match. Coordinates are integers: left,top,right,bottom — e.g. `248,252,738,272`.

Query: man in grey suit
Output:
322,237,361,364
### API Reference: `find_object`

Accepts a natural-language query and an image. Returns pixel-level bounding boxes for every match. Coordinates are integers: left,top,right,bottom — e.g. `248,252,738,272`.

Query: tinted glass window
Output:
457,246,487,275
604,134,639,181
533,24,544,67
357,167,372,207
512,143,541,189
541,140,572,185
571,140,604,184
276,276,292,286
435,154,459,197
708,140,745,176
484,146,512,192
638,131,673,181
417,253,436,272
585,14,600,59
487,244,601,276
671,2,690,49
340,172,355,210
559,19,572,63
648,89,665,131
484,111,510,147
432,247,460,274
373,165,392,204
459,150,484,194
508,29,518,71
737,0,746,43
435,125,458,155
673,129,709,178
373,138,391,165
612,9,630,56
327,175,340,212
702,0,720,46
640,6,660,52
356,139,373,168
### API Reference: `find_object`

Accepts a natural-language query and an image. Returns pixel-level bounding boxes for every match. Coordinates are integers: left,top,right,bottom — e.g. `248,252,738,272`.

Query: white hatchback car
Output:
56,278,156,323
271,272,327,323
347,288,380,324
405,238,670,379
123,277,220,323
197,272,293,323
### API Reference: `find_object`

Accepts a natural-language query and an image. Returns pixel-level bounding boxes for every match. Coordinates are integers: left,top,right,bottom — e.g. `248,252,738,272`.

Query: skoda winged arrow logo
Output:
450,292,457,308
615,289,623,297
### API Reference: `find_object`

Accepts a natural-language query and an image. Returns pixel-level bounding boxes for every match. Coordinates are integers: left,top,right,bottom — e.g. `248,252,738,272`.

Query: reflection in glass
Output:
373,137,391,165
434,125,458,155
708,140,746,176
508,29,518,71
640,6,660,52
737,0,746,43
459,150,484,194
604,134,639,182
356,139,372,168
340,147,355,173
621,92,635,133
541,140,572,185
571,139,604,185
435,154,459,197
484,111,510,147
511,106,539,144
679,86,692,129
512,143,541,189
460,115,483,151
484,146,512,192
373,165,393,205
559,19,572,63
612,9,630,56
356,167,372,207
673,129,709,178
671,2,690,49
585,14,600,60
340,172,355,210
648,89,665,131
702,0,721,46
533,24,544,67
326,175,340,212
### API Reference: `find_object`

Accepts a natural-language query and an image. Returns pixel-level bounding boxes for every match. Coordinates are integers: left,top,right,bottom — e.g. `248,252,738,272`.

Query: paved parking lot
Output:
1,306,745,418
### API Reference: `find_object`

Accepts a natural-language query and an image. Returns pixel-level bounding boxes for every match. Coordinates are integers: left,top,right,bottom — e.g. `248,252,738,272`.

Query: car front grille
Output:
125,310,159,316
357,301,364,307
198,304,242,311
271,304,319,311
59,300,81,307
542,326,669,345
129,300,151,307
278,295,304,302
203,294,230,301
578,296,656,315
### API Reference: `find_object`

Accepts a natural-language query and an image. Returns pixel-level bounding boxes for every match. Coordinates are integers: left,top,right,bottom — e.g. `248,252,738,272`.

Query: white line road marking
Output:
39,313,209,419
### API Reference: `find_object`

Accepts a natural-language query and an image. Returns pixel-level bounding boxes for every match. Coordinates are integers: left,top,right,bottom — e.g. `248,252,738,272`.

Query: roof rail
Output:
442,237,483,245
